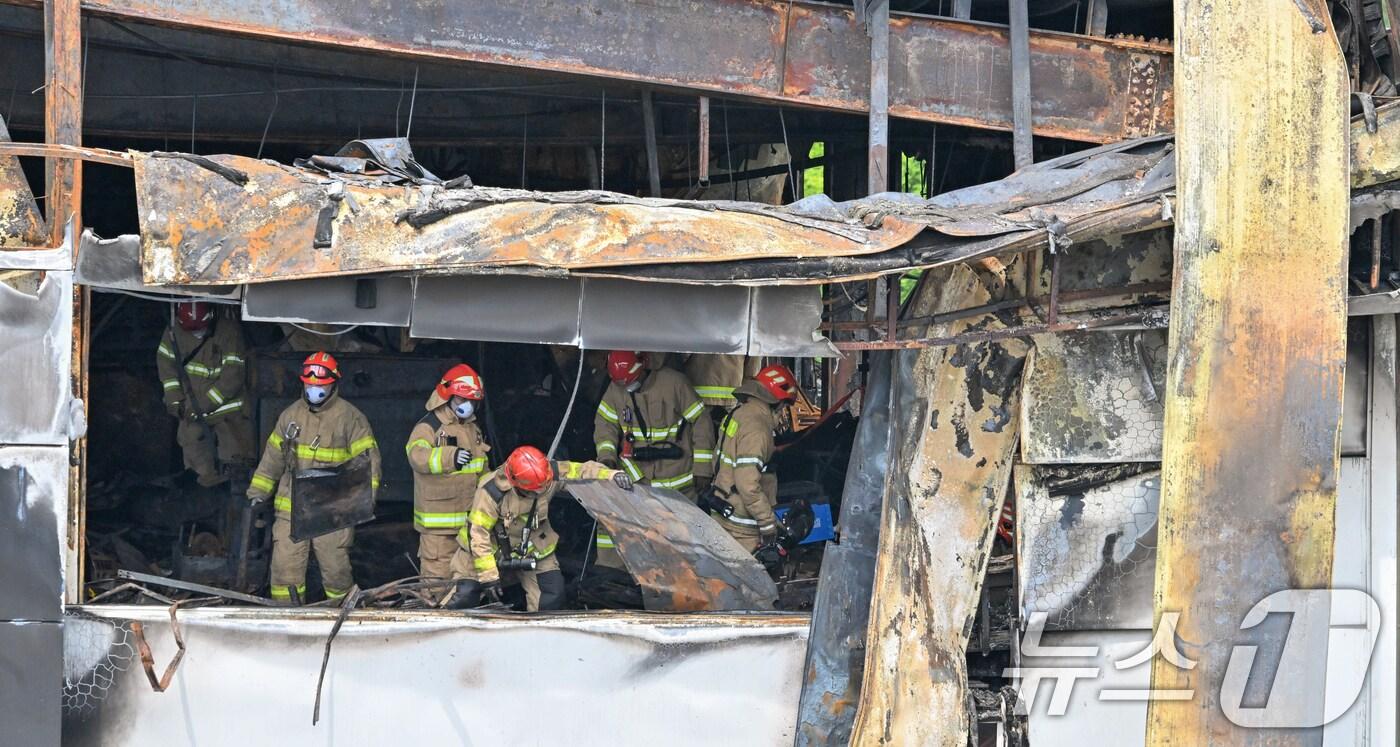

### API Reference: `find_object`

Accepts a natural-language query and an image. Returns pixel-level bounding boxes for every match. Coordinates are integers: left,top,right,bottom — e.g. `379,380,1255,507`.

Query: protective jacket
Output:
247,392,382,517
593,367,715,493
683,354,757,408
712,397,779,536
406,390,490,535
157,320,247,424
462,461,618,585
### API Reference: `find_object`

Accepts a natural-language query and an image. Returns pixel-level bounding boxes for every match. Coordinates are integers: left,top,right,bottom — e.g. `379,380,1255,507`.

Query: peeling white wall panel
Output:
62,609,808,746
0,272,74,445
0,446,69,621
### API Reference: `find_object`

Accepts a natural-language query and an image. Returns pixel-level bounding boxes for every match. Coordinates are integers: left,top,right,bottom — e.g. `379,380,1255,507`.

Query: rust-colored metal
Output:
2,0,1173,143
1371,218,1382,289
866,0,890,192
131,602,190,693
44,0,82,246
132,153,923,286
1146,0,1349,743
0,117,47,247
0,141,132,169
832,307,1157,351
849,264,1029,745
697,97,710,186
1008,0,1034,169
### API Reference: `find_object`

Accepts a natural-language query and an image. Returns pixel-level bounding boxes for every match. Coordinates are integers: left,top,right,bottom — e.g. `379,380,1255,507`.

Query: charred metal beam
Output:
43,0,81,244
865,0,890,193
1146,0,1349,744
0,0,1173,144
0,116,46,246
1008,0,1033,169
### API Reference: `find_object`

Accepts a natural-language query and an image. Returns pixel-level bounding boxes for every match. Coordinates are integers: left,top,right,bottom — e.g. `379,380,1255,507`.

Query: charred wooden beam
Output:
43,0,81,243
0,0,1173,144
1147,0,1349,743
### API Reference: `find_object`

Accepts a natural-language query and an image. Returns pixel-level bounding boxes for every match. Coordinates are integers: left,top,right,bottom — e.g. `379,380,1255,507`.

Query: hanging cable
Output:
288,322,361,336
405,65,420,139
256,67,280,160
98,288,240,305
778,106,797,201
547,349,587,460
599,89,607,191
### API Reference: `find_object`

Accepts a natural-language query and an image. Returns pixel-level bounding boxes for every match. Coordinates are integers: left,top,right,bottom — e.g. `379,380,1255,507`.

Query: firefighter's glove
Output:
611,472,634,491
481,581,503,605
759,526,779,545
248,492,269,506
167,400,184,418
442,580,479,610
454,448,473,469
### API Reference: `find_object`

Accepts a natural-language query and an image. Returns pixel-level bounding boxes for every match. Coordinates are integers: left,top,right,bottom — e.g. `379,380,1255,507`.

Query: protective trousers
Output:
270,516,354,601
445,552,564,611
417,533,458,580
177,416,254,486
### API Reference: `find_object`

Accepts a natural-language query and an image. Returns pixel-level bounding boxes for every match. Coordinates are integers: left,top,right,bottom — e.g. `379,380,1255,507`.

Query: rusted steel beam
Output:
1146,0,1349,744
697,97,711,186
0,0,1173,144
44,0,82,245
1352,99,1400,188
641,90,661,198
0,141,132,168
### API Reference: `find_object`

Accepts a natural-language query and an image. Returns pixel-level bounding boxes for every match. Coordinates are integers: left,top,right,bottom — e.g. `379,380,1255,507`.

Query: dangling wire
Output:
256,66,279,160
599,89,607,191
405,65,420,140
520,109,528,188
778,106,796,201
722,99,735,200
189,95,197,153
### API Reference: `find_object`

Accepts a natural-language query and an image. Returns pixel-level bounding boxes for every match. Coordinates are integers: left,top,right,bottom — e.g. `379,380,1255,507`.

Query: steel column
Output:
43,0,81,243
866,0,889,194
1008,0,1033,170
1146,1,1349,745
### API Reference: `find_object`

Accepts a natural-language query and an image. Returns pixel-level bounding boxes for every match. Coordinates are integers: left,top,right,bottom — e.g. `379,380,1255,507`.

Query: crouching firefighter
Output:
592,351,714,567
246,352,381,603
406,364,490,579
157,301,254,487
701,364,798,552
443,446,633,611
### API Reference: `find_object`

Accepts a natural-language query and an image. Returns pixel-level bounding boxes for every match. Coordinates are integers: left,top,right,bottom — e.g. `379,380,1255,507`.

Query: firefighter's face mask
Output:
304,384,333,406
189,327,209,340
451,396,475,420
625,374,644,393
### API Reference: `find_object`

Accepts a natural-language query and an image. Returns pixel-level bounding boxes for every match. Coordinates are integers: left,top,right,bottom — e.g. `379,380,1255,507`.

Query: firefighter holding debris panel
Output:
246,352,381,603
703,364,798,552
157,301,255,487
443,446,633,612
592,351,714,567
405,363,490,579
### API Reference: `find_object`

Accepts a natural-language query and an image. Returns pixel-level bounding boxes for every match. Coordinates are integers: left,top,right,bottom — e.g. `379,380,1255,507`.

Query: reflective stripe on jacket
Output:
711,398,778,533
246,393,382,517
406,402,489,534
593,367,715,488
156,321,248,424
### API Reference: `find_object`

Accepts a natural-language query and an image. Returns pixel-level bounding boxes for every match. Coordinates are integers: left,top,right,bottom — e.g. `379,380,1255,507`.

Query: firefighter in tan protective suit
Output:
157,301,254,487
442,446,633,612
683,353,760,410
591,351,714,568
405,363,490,579
246,352,381,603
707,364,798,552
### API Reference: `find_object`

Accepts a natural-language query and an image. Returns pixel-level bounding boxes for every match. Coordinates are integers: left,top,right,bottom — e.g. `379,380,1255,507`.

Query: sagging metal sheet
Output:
243,276,413,327
132,152,923,286
0,447,68,622
1020,330,1167,464
412,275,835,356
1015,465,1159,631
0,271,75,445
579,279,749,354
63,607,809,745
796,353,892,746
412,275,581,345
566,482,777,611
851,264,1028,746
0,115,45,247
75,232,239,299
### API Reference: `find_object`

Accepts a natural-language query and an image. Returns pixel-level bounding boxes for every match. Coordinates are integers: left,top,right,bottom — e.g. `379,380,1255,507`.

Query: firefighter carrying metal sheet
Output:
703,364,798,552
157,301,255,487
246,352,381,603
591,350,715,568
405,363,490,579
442,446,633,612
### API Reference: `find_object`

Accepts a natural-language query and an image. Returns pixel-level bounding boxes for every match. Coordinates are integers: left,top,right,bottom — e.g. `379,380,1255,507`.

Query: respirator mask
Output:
304,384,333,406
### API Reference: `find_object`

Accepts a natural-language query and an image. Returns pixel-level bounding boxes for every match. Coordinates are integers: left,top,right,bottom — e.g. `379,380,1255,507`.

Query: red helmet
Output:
755,364,799,402
503,446,553,492
436,363,484,401
175,301,213,331
300,351,340,385
606,350,648,386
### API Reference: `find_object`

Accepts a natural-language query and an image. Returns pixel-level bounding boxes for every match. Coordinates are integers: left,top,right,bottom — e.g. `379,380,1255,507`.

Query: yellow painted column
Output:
1148,0,1348,744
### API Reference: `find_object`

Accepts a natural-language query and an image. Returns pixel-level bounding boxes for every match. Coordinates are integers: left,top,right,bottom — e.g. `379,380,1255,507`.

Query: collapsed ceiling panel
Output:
74,232,239,300
1020,330,1167,464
